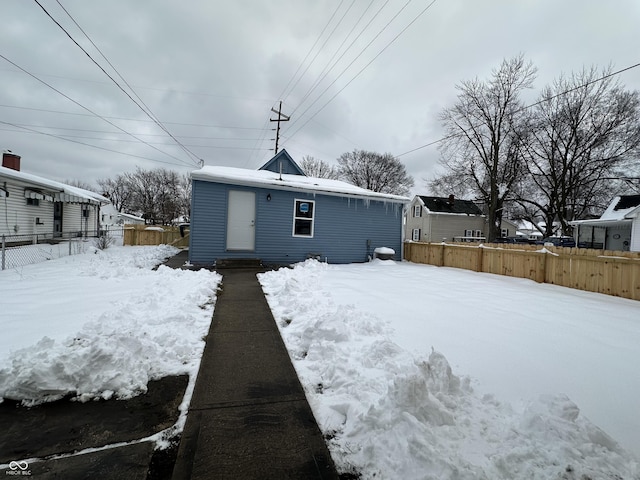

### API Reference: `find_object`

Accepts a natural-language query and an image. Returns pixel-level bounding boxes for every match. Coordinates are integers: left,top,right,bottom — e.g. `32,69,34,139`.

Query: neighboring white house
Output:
0,152,109,241
100,203,119,227
572,195,640,252
99,204,145,226
117,212,145,225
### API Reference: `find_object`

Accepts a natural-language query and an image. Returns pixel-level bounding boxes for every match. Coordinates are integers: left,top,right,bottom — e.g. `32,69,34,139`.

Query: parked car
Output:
493,236,533,244
536,236,576,247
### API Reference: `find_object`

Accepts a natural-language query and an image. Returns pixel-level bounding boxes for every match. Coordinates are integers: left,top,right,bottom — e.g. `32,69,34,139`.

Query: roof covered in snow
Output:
572,195,640,227
416,195,483,215
191,165,409,203
0,165,109,205
258,149,306,176
600,195,640,220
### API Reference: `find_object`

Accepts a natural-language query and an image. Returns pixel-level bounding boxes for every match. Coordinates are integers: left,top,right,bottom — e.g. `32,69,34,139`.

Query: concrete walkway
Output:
171,266,339,480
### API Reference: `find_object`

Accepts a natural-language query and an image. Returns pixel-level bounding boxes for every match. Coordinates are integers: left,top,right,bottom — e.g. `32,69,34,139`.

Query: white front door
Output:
226,190,256,250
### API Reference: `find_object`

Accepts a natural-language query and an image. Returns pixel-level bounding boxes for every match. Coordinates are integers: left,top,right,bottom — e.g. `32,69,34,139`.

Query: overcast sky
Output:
2,0,639,194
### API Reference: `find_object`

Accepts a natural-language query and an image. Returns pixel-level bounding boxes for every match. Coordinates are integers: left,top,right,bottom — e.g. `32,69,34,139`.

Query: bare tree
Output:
99,168,191,223
431,55,537,241
300,155,339,179
64,179,96,191
518,66,640,235
177,173,192,222
337,150,414,196
97,175,132,212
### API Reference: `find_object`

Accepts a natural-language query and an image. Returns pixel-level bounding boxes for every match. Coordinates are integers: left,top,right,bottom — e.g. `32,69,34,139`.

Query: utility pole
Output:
270,101,290,154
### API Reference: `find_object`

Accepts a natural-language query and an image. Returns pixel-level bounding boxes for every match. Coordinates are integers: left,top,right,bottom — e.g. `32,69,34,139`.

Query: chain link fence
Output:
1,226,123,271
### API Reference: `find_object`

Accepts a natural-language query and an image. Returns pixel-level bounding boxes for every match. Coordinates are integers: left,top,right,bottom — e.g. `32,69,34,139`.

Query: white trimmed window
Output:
413,205,422,217
501,228,509,237
464,229,473,238
475,230,483,238
412,228,421,241
293,199,315,237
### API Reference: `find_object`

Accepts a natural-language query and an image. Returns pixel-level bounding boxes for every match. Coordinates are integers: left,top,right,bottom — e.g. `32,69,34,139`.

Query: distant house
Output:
572,195,640,251
499,218,520,239
188,149,408,266
405,195,485,242
0,152,109,242
118,212,145,225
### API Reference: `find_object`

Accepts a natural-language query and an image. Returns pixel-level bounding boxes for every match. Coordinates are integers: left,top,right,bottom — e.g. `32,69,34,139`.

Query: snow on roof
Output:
0,166,109,204
416,195,483,215
118,212,145,221
600,195,640,221
191,165,409,203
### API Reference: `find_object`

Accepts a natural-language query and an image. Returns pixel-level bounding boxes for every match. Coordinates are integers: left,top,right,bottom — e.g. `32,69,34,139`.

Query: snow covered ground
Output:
0,245,221,418
259,259,640,479
2,246,639,478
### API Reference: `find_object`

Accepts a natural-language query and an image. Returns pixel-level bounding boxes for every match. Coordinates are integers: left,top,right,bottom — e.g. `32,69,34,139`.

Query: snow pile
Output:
0,245,221,405
259,260,639,479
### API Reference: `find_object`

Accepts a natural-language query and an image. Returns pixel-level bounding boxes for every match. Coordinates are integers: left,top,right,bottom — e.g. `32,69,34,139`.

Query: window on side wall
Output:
293,199,315,237
413,205,421,217
412,228,421,241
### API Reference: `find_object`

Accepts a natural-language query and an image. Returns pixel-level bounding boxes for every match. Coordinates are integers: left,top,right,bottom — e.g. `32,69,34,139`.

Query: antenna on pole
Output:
270,101,290,154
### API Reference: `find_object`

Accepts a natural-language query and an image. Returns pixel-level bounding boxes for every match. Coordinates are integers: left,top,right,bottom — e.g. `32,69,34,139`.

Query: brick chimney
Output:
448,194,455,205
2,152,21,171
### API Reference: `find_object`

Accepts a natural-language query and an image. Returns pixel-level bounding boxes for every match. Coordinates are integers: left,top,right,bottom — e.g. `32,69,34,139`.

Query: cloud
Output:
1,0,638,193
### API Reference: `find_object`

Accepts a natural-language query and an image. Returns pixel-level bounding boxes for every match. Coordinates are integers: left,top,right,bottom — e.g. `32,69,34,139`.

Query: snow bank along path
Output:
0,245,221,415
259,260,639,480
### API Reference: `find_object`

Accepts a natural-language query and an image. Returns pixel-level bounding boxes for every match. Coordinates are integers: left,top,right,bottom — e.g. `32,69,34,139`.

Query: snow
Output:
258,259,640,479
191,165,409,203
373,247,395,255
0,245,221,406
0,165,109,204
2,244,639,478
600,196,639,221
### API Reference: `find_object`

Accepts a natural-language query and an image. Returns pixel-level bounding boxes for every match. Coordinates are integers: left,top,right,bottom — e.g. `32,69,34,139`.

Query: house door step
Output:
215,258,263,269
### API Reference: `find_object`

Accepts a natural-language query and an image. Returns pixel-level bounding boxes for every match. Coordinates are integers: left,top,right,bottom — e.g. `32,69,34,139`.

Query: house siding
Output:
189,180,403,265
430,215,485,242
629,217,640,252
0,182,54,236
62,203,99,236
404,197,486,242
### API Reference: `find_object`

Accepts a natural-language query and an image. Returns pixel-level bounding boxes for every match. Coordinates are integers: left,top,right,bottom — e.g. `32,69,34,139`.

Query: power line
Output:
395,61,640,158
0,103,270,130
286,0,438,141
277,0,346,102
0,67,274,103
291,0,387,117
0,53,195,168
34,0,201,166
1,122,266,140
0,120,194,168
282,0,357,106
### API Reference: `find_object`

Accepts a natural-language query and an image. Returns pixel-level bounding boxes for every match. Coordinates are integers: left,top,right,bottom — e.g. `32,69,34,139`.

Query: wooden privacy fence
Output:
403,242,640,301
123,224,189,248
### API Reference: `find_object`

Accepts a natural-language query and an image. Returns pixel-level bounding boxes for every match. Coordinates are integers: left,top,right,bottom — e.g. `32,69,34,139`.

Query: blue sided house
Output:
189,150,409,266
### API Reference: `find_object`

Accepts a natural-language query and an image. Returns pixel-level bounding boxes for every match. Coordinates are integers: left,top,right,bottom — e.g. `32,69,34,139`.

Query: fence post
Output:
69,238,72,256
1,235,5,270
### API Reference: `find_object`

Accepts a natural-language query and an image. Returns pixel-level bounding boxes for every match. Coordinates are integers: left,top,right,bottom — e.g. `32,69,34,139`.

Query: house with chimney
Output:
0,152,109,243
